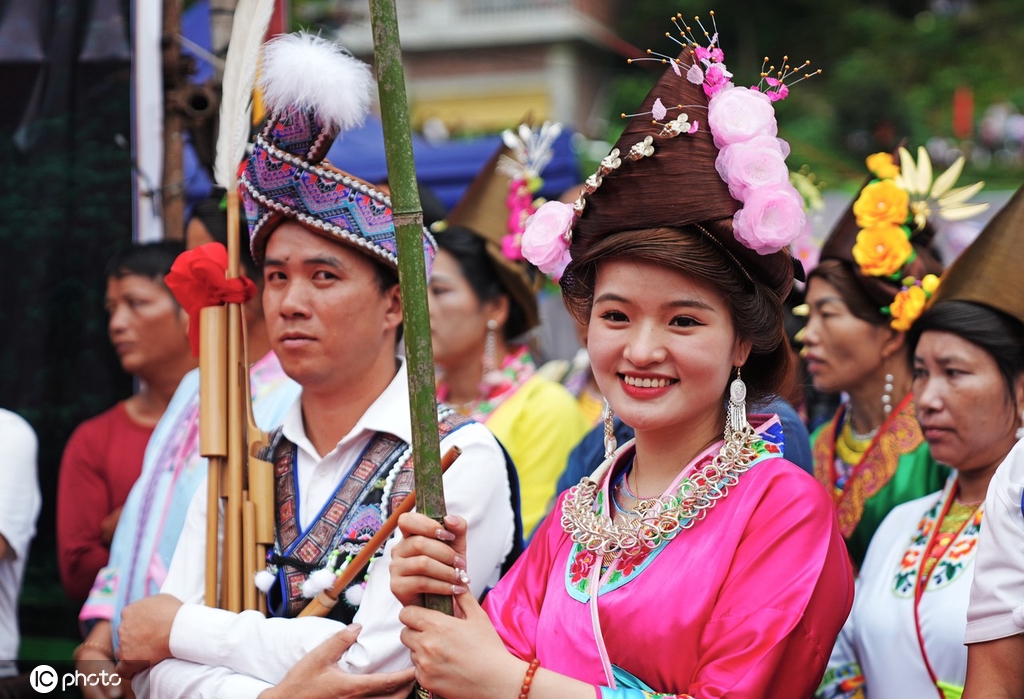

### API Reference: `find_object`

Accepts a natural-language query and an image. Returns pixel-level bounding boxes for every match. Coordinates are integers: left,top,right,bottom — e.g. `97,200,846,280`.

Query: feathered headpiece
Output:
214,0,275,193
239,33,436,269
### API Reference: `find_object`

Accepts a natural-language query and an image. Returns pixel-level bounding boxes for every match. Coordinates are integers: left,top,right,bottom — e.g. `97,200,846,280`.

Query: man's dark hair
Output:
368,255,403,343
105,241,183,284
907,300,1024,408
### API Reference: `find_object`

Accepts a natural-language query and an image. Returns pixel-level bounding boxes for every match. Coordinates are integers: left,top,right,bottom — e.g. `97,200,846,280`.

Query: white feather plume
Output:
258,33,375,136
213,0,275,189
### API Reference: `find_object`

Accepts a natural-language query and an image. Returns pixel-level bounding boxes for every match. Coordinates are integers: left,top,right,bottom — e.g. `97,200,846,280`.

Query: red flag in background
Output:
953,86,974,140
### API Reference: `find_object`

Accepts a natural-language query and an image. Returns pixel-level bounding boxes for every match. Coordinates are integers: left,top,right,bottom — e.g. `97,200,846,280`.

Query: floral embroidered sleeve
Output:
79,564,118,624
815,664,866,699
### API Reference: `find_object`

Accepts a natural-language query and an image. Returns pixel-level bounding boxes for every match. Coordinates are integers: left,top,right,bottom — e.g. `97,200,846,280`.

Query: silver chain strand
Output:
560,419,760,559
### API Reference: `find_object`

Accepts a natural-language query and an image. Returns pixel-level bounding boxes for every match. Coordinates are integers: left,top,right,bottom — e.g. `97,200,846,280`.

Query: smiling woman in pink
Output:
383,17,855,699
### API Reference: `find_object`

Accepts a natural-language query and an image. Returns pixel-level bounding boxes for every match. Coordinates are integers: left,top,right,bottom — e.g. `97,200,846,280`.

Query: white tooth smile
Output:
623,375,672,388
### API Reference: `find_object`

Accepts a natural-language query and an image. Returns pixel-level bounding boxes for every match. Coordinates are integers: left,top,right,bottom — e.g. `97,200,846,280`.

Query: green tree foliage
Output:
614,0,1024,185
292,0,1024,184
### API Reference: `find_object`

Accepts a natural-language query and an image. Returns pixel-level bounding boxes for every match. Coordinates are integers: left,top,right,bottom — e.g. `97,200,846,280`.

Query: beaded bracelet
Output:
73,640,115,661
519,658,540,699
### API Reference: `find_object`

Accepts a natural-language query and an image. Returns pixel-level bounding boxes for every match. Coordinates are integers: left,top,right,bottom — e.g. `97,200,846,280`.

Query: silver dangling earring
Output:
882,372,894,418
603,399,617,460
480,319,502,388
727,367,752,444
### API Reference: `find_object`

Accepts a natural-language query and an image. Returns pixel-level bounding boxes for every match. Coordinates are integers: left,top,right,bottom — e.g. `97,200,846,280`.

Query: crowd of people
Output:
2,20,1024,699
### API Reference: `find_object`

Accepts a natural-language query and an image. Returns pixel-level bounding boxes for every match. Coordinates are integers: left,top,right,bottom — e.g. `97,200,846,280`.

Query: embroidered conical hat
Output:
929,184,1024,323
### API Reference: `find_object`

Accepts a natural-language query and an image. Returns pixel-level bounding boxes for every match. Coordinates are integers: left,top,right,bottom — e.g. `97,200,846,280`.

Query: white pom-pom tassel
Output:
254,569,275,593
259,33,374,134
344,583,365,607
301,568,338,599
1012,600,1024,631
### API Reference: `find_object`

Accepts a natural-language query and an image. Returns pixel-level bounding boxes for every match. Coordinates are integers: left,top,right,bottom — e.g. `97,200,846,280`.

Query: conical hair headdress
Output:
239,33,436,269
520,13,818,297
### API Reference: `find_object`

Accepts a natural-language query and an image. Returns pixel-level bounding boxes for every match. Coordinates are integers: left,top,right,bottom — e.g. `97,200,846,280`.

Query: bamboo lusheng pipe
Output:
298,446,462,618
199,304,228,606
243,496,257,610
205,0,274,612
199,307,229,457
243,311,273,616
223,189,246,612
368,0,452,622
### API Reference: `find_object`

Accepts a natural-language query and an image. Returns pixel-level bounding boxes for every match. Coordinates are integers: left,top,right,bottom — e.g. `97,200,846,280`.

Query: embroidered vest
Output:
262,407,472,619
813,394,924,539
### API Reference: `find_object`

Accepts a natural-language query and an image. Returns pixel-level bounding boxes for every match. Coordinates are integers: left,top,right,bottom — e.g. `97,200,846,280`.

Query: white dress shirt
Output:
137,359,516,698
965,437,1024,644
0,409,40,678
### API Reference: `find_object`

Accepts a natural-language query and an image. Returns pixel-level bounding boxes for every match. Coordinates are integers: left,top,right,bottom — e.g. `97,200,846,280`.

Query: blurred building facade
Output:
334,0,624,137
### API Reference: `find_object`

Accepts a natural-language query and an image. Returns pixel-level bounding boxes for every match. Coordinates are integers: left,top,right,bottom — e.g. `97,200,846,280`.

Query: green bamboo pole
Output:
368,0,453,620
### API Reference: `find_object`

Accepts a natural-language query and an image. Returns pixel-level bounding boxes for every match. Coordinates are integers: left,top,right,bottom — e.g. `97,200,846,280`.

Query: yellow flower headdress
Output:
848,147,987,330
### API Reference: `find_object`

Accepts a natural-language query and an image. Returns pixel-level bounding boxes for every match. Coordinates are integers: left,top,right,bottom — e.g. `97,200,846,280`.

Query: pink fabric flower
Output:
686,63,704,85
522,200,574,277
732,183,807,255
501,233,524,261
695,45,725,64
702,63,733,99
763,77,790,103
715,136,790,201
652,98,668,121
707,86,778,149
790,221,822,276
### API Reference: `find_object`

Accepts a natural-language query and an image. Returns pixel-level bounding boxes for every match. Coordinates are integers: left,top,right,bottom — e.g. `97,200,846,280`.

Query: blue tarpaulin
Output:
327,118,581,209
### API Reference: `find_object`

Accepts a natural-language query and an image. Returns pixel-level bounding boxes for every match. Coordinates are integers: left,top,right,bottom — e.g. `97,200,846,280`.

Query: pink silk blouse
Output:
484,439,855,699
